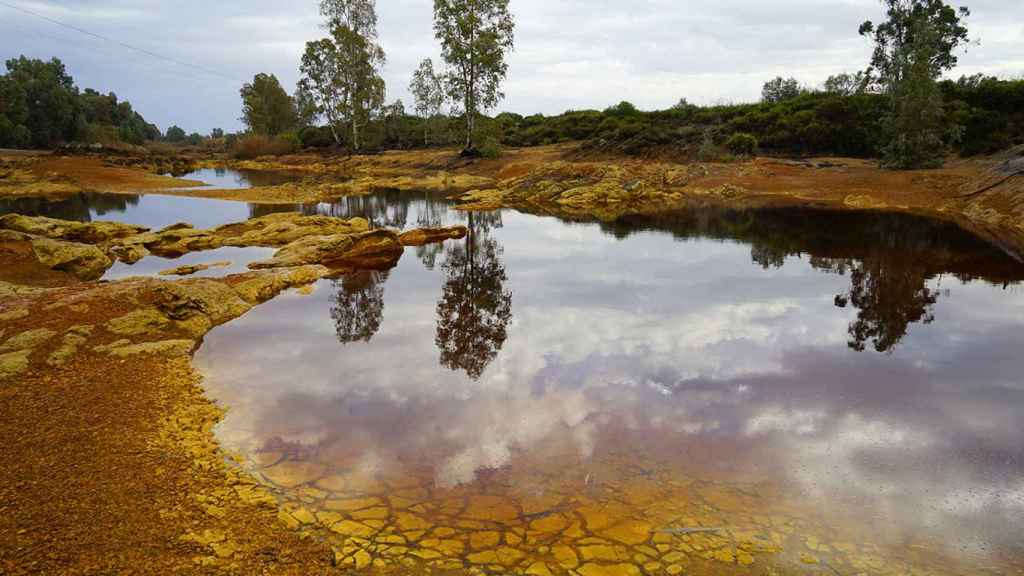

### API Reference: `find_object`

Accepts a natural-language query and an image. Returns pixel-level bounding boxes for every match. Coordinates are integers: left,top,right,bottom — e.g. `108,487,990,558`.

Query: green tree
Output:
294,84,320,129
165,125,186,143
824,71,871,96
211,128,225,139
239,73,297,136
300,0,386,150
860,0,970,168
409,58,446,145
4,57,81,147
433,0,515,153
762,77,802,104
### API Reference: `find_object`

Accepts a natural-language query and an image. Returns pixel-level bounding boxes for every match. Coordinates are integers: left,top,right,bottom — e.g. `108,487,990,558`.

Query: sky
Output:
0,0,1021,134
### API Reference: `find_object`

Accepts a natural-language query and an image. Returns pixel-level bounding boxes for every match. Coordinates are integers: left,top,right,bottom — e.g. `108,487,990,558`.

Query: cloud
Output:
2,0,1021,132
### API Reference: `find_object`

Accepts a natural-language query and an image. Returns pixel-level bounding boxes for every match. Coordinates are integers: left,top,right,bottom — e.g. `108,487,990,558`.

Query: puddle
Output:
102,246,276,281
0,181,461,231
168,167,302,190
194,205,1024,575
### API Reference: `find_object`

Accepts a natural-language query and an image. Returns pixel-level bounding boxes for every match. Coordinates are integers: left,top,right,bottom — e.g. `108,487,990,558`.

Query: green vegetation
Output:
860,0,971,168
0,57,159,149
299,0,387,150
240,73,297,136
432,0,516,153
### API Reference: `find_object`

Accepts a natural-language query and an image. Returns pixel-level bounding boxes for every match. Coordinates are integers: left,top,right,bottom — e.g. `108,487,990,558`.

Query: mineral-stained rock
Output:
30,237,112,280
398,226,468,246
0,328,57,353
0,213,148,243
98,339,195,358
215,213,370,247
249,230,403,271
159,261,232,277
0,308,29,322
150,280,251,325
112,213,373,262
47,325,94,367
105,309,170,336
230,266,330,304
454,188,503,211
0,349,31,380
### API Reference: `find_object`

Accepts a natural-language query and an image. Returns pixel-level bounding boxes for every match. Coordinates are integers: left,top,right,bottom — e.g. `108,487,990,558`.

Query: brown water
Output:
193,199,1024,575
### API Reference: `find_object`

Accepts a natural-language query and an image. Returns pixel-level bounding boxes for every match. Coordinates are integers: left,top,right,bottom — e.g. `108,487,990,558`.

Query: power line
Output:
0,0,243,82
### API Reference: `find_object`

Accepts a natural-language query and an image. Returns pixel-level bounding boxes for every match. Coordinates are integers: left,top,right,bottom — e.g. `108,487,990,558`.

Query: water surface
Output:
193,201,1024,575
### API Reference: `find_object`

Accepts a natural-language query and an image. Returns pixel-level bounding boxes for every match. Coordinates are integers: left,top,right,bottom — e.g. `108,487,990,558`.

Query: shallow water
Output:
189,200,1024,575
0,171,460,231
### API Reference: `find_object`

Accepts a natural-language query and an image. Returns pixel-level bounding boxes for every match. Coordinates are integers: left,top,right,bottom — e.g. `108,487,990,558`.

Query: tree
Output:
294,84,320,128
300,0,386,150
4,57,81,148
860,0,970,168
188,132,203,146
409,58,446,145
433,0,515,152
381,99,407,148
239,73,297,136
165,125,186,143
762,77,802,104
211,128,225,139
824,71,871,96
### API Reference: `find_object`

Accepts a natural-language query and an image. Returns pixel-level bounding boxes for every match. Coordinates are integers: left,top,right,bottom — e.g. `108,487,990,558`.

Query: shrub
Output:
231,134,297,159
725,132,759,155
479,140,503,158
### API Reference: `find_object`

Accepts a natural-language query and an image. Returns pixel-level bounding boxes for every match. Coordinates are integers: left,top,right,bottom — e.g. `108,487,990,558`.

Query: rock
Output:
215,213,370,247
398,226,468,246
0,308,29,322
454,188,503,211
230,266,330,304
30,237,112,280
112,213,372,261
158,261,232,277
249,230,403,270
46,326,94,367
109,243,150,264
0,214,148,243
97,339,194,358
0,328,56,353
150,280,251,325
0,349,31,380
105,309,170,336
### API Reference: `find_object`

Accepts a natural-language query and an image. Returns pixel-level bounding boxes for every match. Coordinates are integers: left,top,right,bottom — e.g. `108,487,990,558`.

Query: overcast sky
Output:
1,0,1021,133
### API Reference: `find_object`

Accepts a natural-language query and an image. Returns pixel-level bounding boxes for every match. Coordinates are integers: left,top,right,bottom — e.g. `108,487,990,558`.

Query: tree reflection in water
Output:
815,257,941,353
435,211,512,380
330,270,390,344
604,207,1023,355
0,192,140,222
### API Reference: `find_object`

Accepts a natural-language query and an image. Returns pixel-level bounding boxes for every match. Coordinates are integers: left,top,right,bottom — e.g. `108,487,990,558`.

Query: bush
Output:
231,134,297,159
479,140,503,158
298,126,336,149
725,133,759,155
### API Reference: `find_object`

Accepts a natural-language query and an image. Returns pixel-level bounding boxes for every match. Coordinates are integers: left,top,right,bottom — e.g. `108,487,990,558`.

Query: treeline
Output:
497,74,1024,159
0,57,161,149
235,72,1024,162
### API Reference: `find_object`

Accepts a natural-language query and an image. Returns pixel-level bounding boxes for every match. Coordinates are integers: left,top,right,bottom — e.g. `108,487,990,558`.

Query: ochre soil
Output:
0,280,336,575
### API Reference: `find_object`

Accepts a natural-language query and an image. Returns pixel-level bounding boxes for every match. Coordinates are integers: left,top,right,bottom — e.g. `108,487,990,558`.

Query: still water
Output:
182,195,1024,574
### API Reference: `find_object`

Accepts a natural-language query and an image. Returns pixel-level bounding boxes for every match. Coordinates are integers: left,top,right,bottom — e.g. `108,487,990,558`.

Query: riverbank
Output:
4,144,1021,255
